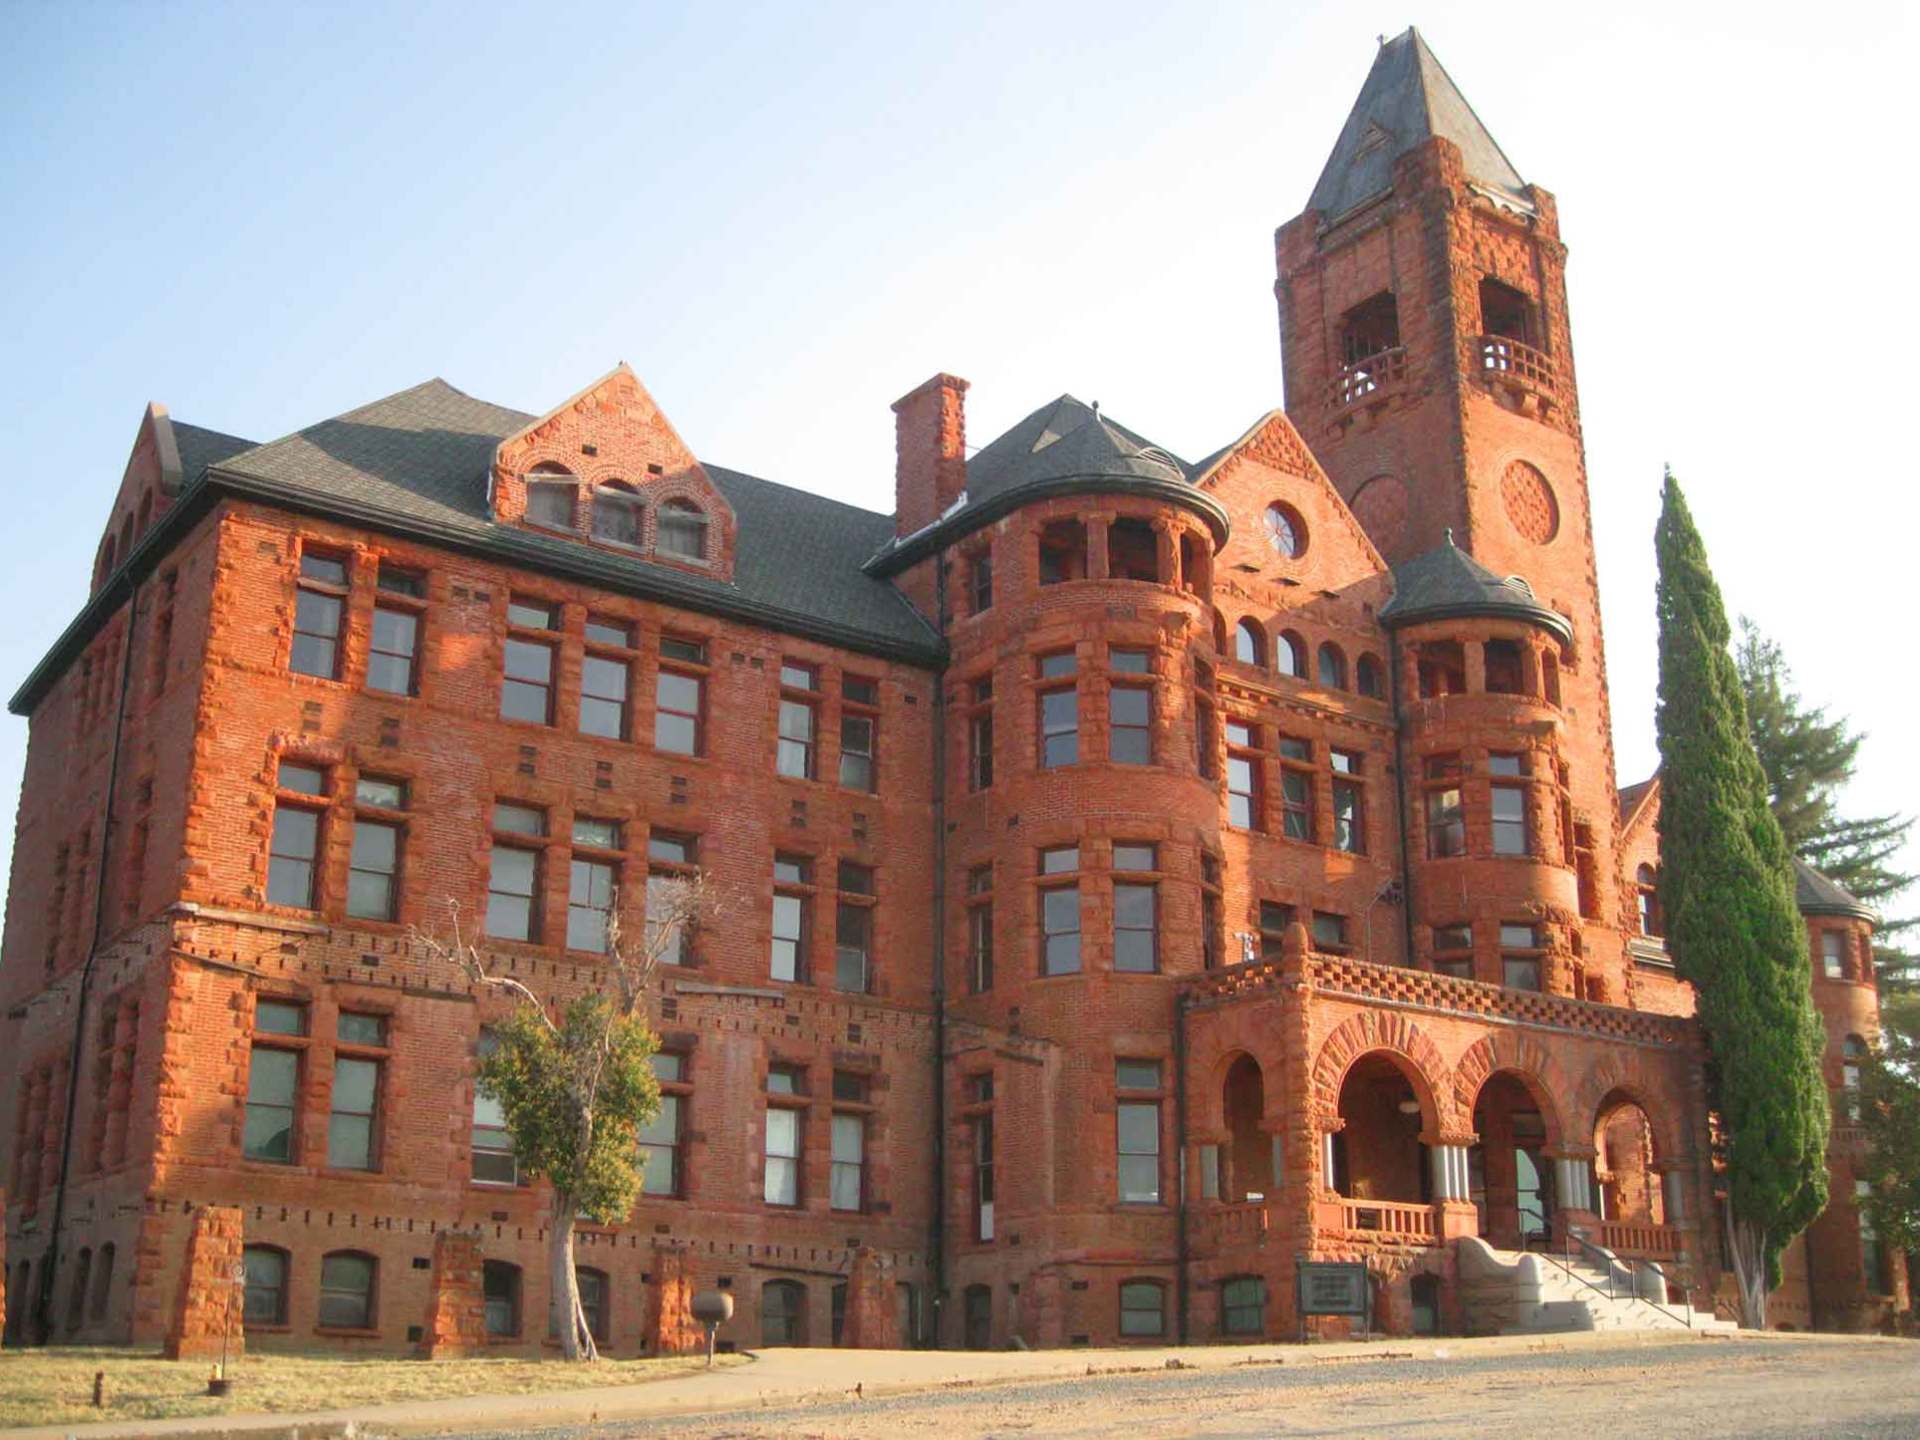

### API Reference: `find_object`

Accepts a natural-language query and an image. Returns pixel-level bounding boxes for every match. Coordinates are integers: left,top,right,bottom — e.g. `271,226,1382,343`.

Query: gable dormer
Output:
490,364,737,583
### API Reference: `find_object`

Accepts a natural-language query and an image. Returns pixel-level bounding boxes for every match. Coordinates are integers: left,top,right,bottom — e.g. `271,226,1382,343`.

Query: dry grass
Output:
0,1345,740,1430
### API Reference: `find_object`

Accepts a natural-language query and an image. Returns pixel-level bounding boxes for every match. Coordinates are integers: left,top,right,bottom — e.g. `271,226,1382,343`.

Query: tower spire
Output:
1306,27,1526,220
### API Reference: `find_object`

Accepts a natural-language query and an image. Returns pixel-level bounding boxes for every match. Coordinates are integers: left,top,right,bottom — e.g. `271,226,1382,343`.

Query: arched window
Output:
1355,653,1385,699
136,491,154,537
243,1244,290,1327
89,1243,115,1325
483,1260,521,1337
1234,620,1264,667
525,464,577,530
1636,864,1662,937
1211,611,1228,655
119,514,135,564
99,536,117,583
66,1248,92,1333
1317,642,1347,690
1118,1278,1166,1337
318,1250,376,1330
591,482,643,547
1220,1275,1265,1336
1276,631,1305,678
657,500,709,561
761,1278,807,1346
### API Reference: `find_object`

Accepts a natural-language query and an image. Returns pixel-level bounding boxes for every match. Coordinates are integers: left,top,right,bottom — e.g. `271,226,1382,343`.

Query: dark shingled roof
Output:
199,378,939,657
866,394,1229,574
1378,531,1571,641
1793,858,1880,924
1307,27,1527,221
170,421,254,489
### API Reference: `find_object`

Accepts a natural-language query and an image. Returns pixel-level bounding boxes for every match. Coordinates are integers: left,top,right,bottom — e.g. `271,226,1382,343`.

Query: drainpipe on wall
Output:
1385,630,1419,969
928,557,950,1347
32,573,142,1345
1175,991,1191,1344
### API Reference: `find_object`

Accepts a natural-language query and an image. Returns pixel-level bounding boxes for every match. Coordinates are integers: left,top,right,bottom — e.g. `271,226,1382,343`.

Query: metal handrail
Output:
1547,1225,1693,1330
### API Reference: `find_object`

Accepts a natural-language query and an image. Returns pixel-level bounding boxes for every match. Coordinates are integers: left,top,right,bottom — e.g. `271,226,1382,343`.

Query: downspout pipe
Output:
33,573,142,1345
928,557,950,1347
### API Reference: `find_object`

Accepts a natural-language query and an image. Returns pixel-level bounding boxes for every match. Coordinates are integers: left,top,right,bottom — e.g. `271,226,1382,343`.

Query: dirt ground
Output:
498,1336,1920,1440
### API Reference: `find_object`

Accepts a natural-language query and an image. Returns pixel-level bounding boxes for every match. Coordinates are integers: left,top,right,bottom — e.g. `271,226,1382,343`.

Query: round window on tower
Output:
1263,502,1307,560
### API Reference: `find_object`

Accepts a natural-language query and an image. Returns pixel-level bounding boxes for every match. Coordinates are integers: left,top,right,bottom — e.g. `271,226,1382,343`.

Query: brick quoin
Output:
1,28,1903,1354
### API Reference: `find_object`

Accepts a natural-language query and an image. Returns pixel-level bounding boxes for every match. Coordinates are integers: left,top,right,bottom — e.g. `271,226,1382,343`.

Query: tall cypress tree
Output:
1654,473,1830,1327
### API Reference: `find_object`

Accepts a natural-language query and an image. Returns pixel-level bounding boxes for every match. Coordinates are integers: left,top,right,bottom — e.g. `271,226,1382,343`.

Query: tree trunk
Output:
550,1203,598,1361
1728,1208,1770,1330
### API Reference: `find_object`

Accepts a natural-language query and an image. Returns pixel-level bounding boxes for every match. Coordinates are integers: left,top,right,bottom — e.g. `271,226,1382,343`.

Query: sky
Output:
1,0,1915,913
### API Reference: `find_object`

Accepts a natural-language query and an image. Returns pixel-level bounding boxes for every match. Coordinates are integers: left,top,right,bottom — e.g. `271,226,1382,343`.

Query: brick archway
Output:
1310,1012,1452,1135
1574,1053,1687,1161
1452,1032,1573,1147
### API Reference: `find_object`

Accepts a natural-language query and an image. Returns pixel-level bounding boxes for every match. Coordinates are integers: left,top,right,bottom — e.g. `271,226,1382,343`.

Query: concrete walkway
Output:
8,1328,1777,1440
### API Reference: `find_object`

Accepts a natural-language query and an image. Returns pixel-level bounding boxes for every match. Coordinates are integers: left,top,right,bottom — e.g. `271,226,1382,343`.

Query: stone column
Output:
418,1228,486,1358
644,1241,703,1355
1431,1137,1480,1240
1553,1152,1595,1213
839,1247,895,1349
1086,513,1113,580
163,1205,244,1361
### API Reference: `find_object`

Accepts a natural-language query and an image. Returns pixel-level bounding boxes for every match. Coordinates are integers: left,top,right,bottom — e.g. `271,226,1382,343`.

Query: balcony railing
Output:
1327,347,1407,411
1328,1196,1438,1243
1477,334,1557,399
1598,1221,1681,1257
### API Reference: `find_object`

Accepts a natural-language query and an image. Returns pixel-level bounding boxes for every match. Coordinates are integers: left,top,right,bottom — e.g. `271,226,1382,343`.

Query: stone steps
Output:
1457,1236,1737,1336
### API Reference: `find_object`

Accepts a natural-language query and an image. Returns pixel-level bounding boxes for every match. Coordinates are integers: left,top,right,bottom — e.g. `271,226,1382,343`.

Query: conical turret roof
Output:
1379,530,1571,642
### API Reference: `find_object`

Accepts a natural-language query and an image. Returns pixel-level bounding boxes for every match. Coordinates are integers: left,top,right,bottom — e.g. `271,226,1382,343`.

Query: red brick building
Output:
2,29,1903,1353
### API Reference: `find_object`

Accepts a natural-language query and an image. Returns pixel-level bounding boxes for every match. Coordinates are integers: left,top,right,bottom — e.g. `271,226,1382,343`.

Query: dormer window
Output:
657,500,708,562
591,482,643,548
526,465,577,530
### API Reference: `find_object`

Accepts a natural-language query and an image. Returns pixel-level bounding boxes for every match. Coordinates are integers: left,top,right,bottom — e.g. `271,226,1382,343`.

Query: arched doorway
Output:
1594,1090,1662,1226
1471,1072,1552,1249
1331,1053,1430,1204
1222,1055,1271,1201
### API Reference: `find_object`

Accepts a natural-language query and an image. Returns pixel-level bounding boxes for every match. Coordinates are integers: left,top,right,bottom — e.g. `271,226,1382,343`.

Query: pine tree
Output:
1735,620,1918,999
1655,474,1830,1327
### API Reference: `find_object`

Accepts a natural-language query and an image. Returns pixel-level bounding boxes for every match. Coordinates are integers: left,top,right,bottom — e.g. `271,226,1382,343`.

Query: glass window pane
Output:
256,1001,306,1036
339,1012,387,1046
328,1112,373,1170
655,710,698,755
1116,1059,1161,1090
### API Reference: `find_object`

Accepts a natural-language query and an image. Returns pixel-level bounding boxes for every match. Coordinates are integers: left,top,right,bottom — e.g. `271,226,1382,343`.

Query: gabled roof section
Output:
1378,530,1572,642
1618,772,1661,837
172,420,254,490
1189,408,1389,576
1793,858,1880,925
866,394,1228,575
1307,27,1528,221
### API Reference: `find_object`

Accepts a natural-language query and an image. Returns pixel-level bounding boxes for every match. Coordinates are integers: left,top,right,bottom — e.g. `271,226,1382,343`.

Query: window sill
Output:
247,1324,292,1335
315,1326,381,1339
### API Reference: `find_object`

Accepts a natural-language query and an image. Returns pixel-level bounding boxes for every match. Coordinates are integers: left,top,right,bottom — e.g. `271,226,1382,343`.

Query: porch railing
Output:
1477,334,1556,394
1334,1197,1437,1242
1328,346,1408,410
1598,1220,1681,1257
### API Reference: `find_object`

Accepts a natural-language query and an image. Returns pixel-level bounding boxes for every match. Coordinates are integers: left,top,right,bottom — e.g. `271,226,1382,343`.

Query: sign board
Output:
1296,1260,1371,1319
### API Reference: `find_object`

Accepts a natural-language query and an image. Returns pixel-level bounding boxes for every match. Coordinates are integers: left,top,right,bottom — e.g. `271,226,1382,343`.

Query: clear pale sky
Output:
2,0,1914,908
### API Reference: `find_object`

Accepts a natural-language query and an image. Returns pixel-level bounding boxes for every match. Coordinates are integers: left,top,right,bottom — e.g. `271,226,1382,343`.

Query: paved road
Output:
480,1337,1920,1440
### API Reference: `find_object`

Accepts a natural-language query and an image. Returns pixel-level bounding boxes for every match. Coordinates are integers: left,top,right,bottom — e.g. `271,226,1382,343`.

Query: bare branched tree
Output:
414,872,715,1360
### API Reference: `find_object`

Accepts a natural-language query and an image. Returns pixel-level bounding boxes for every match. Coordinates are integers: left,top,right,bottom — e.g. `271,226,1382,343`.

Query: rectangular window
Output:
1281,768,1313,841
472,1093,516,1183
647,831,697,966
1488,751,1525,777
778,698,817,779
328,1055,381,1170
268,799,321,910
1259,901,1294,960
969,553,993,614
1194,698,1217,780
1501,923,1542,991
831,1112,866,1211
1201,854,1223,970
835,861,875,994
1109,685,1152,764
318,1254,376,1330
1040,687,1078,769
655,638,706,755
244,1041,300,1163
1491,785,1529,856
567,856,616,954
1433,922,1473,978
968,677,994,790
974,1109,995,1241
1109,647,1151,675
346,779,404,922
367,604,420,696
968,867,994,994
501,637,555,724
1041,851,1082,975
291,551,347,679
486,807,544,941
764,1105,801,1206
1227,751,1260,831
1427,785,1466,858
639,1057,684,1198
1119,1281,1164,1337
580,654,631,740
840,676,879,791
1822,931,1847,980
1113,881,1157,974
1312,911,1349,954
1332,777,1365,854
507,598,557,630
1117,1099,1161,1204
771,854,811,983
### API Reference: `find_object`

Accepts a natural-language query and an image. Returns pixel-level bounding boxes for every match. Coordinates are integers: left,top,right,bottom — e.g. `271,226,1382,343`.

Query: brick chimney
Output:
892,373,969,538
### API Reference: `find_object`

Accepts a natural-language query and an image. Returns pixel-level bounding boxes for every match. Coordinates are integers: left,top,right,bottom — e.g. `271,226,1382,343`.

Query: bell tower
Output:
1277,29,1631,982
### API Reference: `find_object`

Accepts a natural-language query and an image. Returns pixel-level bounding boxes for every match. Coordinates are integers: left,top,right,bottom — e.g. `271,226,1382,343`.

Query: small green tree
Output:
1859,1027,1920,1263
418,876,710,1360
1655,473,1830,1327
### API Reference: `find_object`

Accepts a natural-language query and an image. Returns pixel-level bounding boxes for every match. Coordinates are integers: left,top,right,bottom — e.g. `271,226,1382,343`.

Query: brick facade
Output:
1,29,1903,1356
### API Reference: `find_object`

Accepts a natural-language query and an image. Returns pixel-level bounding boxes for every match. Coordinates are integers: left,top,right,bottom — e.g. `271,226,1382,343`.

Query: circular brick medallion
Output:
1349,475,1408,553
1501,461,1559,544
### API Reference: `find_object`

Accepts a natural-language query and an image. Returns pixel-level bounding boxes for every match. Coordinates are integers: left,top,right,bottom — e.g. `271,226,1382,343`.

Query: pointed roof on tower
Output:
1307,27,1527,221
